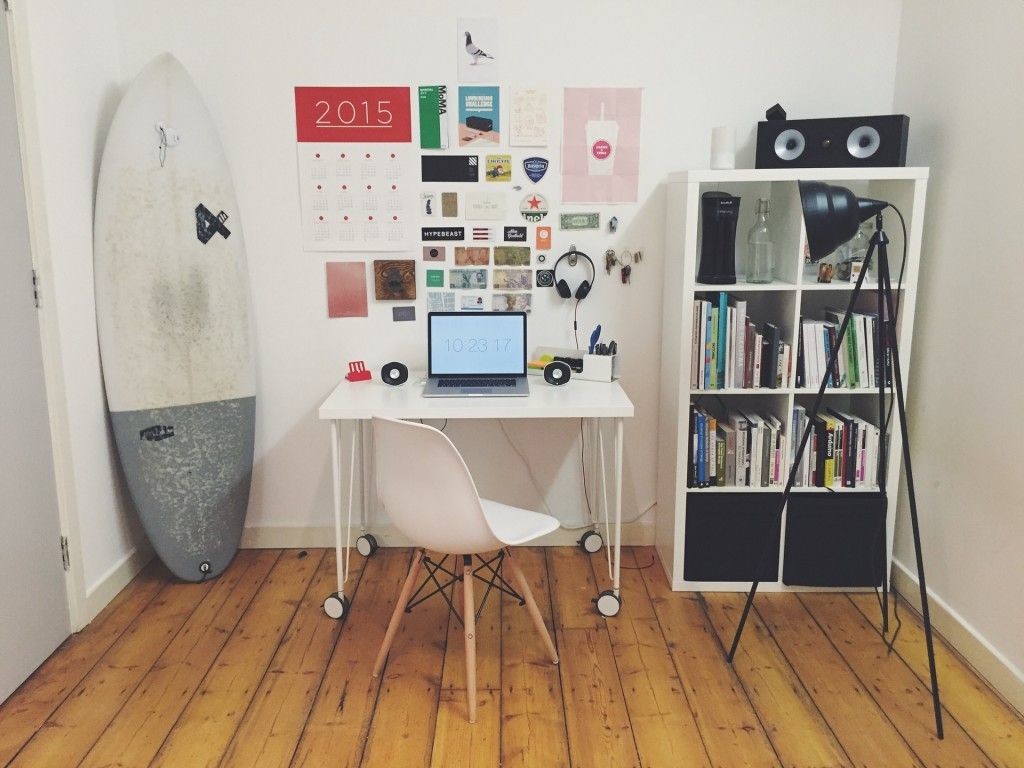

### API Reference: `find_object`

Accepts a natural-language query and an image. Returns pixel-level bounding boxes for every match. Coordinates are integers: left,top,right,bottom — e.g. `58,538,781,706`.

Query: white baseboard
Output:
241,519,655,551
83,544,154,626
893,560,1024,716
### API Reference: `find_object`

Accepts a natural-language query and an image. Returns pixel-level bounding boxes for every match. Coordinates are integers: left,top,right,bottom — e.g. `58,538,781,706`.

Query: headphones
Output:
553,245,595,301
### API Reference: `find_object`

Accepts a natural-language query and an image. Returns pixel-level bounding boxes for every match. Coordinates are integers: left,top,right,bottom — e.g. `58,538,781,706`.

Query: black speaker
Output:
755,114,909,169
543,360,571,385
465,115,493,132
381,361,408,386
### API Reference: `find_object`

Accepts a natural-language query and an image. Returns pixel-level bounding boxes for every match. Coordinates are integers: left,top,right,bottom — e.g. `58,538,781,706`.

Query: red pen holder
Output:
345,360,372,382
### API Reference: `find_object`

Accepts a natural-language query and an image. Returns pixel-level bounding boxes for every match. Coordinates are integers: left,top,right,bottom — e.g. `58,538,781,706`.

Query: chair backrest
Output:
371,416,503,555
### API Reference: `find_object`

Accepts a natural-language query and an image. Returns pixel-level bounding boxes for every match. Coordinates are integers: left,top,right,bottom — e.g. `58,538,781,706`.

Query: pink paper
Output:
326,262,368,318
561,87,642,204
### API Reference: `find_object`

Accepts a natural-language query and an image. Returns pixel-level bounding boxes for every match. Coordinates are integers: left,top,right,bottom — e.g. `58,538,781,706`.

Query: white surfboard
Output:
94,53,255,582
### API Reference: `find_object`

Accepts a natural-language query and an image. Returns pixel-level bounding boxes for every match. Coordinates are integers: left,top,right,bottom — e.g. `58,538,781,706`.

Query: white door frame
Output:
4,3,87,630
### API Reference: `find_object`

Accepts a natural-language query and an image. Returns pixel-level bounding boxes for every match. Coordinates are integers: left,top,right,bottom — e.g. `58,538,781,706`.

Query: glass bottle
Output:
746,198,774,283
847,220,874,280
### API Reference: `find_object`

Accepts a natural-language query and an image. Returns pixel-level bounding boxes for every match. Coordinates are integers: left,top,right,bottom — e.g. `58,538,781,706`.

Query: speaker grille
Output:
774,128,806,161
847,125,881,159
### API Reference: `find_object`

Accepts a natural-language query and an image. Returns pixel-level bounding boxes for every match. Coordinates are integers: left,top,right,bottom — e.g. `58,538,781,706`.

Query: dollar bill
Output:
559,212,600,230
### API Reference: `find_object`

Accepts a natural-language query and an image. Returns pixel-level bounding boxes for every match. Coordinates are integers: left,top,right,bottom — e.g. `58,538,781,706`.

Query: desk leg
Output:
354,420,379,558
577,417,603,555
594,417,624,617
324,419,356,620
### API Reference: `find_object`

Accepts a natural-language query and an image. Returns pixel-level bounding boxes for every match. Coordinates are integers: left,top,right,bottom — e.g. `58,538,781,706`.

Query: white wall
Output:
104,0,903,540
13,0,145,604
15,0,903,606
892,0,1024,698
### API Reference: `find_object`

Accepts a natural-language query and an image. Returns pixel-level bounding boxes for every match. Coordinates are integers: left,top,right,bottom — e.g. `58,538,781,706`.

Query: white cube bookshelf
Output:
656,167,928,591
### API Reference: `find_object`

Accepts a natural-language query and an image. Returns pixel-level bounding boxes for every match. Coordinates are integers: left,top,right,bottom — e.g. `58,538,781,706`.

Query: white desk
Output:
318,375,635,618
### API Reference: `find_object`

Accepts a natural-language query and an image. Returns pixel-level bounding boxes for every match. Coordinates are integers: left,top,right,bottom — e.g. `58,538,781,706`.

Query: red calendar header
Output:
295,86,412,143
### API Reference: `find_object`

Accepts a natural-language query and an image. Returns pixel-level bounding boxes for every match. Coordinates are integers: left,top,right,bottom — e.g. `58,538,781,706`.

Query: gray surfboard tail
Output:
111,396,255,582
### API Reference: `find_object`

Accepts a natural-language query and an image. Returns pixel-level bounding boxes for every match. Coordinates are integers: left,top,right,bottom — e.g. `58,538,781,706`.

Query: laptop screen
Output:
428,312,527,376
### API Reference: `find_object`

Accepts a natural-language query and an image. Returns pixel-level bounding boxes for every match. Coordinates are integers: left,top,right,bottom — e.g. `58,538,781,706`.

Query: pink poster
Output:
561,87,642,204
326,262,368,318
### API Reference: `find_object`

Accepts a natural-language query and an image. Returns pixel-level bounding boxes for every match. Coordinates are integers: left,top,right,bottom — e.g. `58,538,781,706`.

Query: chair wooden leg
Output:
463,555,477,724
372,548,424,678
504,548,559,664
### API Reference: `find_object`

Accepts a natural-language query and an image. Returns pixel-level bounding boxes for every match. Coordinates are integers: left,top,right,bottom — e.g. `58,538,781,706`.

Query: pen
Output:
588,324,602,354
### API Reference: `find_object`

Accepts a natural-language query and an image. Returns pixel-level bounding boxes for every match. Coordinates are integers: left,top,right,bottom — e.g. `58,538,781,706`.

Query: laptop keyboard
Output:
438,378,516,388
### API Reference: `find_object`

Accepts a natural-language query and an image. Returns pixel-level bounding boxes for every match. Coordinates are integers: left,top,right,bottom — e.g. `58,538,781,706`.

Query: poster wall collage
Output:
296,18,642,321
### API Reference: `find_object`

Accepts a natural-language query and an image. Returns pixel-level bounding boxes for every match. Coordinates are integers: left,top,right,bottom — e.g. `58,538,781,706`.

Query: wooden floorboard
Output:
499,547,570,768
605,548,710,768
150,549,322,768
756,593,925,768
3,545,1022,768
703,592,853,767
79,550,279,768
0,559,168,766
847,593,1024,768
800,593,996,768
640,560,780,768
548,548,641,768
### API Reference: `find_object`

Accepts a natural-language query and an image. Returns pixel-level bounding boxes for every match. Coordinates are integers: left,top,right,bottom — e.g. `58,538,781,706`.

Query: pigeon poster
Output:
459,86,500,146
561,87,643,204
457,18,499,82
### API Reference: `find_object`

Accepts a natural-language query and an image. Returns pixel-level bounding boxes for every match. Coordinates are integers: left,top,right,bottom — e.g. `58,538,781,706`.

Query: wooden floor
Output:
1,547,1022,768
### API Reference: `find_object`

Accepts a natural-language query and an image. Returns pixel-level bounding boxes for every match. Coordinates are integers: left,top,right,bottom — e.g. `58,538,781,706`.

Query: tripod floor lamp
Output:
725,180,944,739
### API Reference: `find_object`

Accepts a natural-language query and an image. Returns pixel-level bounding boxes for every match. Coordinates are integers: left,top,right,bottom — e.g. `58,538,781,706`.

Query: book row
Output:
690,293,794,391
797,307,891,390
688,406,788,488
687,403,883,490
790,405,883,489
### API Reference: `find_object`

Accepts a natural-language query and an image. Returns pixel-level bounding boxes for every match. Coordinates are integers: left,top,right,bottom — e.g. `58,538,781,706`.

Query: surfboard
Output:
94,53,255,582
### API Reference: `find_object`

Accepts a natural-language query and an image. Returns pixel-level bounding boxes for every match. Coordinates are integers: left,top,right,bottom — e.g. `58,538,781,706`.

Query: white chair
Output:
370,416,560,723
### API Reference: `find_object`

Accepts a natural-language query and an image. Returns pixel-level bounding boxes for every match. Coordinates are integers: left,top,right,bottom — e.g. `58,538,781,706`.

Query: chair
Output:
370,416,560,723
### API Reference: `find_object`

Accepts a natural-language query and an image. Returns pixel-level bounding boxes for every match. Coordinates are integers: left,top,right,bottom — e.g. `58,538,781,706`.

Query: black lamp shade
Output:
798,181,888,262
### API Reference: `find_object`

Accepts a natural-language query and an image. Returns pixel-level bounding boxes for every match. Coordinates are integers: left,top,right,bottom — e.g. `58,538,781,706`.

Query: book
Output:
703,302,713,389
795,317,805,389
729,413,749,486
719,423,737,487
752,333,763,389
715,435,726,486
761,323,781,388
709,307,719,389
731,297,747,389
690,302,701,389
717,292,728,386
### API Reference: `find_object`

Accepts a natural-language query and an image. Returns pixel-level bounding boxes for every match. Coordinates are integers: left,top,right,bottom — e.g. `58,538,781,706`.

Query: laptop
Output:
423,311,530,397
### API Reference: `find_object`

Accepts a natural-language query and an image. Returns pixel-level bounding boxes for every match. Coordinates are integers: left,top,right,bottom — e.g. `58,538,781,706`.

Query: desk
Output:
318,375,635,618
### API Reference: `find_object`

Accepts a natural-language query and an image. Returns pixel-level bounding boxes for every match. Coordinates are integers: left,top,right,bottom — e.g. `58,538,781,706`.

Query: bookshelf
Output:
656,167,928,591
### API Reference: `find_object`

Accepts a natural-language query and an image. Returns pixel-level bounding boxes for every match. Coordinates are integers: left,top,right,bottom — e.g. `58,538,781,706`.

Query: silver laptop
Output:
423,311,530,397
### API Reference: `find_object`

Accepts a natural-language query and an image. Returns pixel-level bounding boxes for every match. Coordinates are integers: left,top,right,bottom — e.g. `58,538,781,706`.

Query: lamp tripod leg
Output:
877,245,944,739
728,242,875,663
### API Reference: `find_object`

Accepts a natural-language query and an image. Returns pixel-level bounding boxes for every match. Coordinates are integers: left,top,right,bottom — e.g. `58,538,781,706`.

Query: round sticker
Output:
520,193,549,222
591,140,612,160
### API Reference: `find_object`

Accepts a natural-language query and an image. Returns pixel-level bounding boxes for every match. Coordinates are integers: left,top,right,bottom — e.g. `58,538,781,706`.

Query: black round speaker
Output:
381,361,408,386
543,360,571,385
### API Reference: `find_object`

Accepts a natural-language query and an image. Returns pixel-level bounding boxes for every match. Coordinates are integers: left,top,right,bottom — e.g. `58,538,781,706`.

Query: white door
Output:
0,9,70,703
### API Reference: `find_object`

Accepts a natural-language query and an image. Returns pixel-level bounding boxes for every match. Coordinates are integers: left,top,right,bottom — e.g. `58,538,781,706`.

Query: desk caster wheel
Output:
594,590,621,617
323,593,350,620
356,534,379,557
578,530,603,554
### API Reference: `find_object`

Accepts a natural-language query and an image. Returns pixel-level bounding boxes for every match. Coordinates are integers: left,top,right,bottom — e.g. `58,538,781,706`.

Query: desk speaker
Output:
543,361,571,385
381,361,408,386
755,115,909,168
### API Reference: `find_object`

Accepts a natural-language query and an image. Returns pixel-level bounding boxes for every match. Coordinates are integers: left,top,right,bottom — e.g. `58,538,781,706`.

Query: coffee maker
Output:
697,191,740,284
